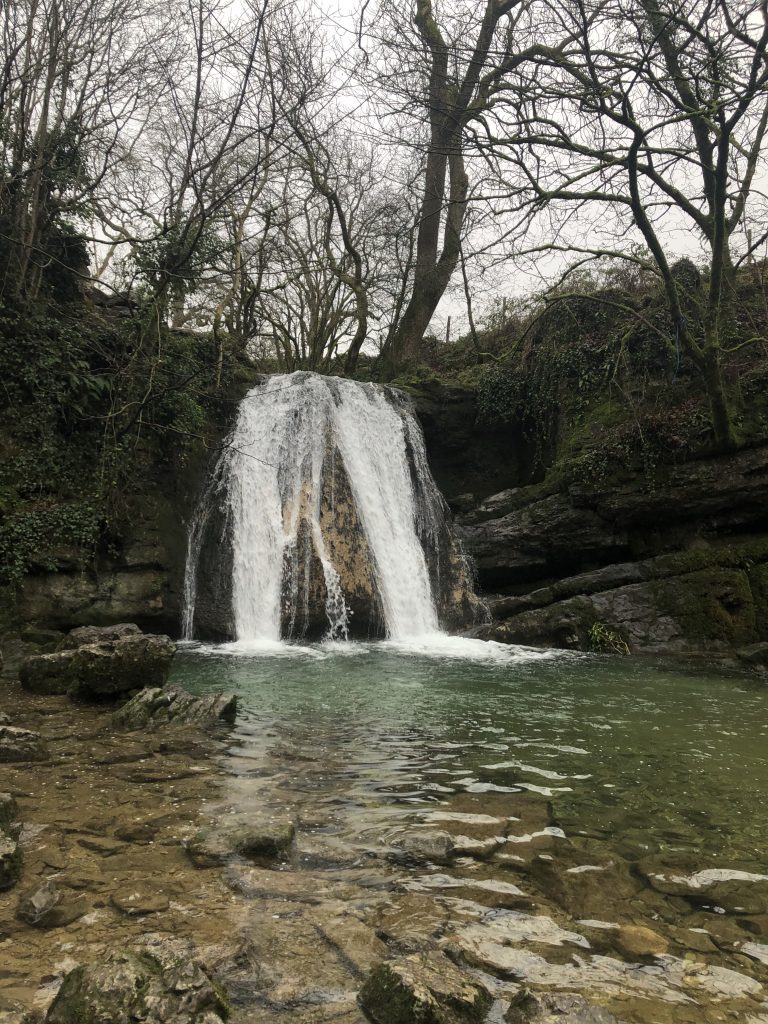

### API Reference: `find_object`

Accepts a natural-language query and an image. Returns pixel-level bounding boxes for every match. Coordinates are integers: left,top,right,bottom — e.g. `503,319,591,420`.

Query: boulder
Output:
58,623,142,650
359,951,491,1024
186,816,296,868
113,685,237,731
0,725,49,762
44,948,229,1024
0,831,22,890
67,633,176,700
505,990,620,1023
19,649,76,695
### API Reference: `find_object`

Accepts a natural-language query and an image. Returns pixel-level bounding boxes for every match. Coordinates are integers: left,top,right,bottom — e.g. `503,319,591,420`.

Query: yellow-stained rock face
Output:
279,439,482,640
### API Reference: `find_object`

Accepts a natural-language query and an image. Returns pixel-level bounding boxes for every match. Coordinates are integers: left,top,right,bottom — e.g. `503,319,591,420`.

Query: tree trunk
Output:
702,342,737,451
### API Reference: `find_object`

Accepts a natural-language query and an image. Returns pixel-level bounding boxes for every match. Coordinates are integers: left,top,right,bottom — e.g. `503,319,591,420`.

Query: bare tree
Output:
360,0,568,373
479,0,768,447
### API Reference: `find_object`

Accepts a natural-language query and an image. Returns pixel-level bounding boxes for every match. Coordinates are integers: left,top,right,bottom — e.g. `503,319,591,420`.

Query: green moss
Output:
653,568,756,644
747,563,768,640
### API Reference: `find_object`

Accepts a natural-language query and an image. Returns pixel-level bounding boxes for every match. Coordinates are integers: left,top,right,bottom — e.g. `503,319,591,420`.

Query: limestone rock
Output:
58,623,142,650
44,949,229,1023
457,492,629,585
67,633,176,700
359,951,491,1024
505,990,620,1023
113,685,237,731
19,649,76,695
0,725,49,762
186,816,296,867
0,831,22,890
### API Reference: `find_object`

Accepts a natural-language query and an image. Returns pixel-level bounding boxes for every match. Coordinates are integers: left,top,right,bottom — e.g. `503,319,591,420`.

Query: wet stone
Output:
76,835,127,857
0,792,18,831
359,951,492,1024
67,633,176,701
111,886,170,916
16,878,61,926
43,948,229,1023
113,685,237,731
186,816,296,867
0,831,22,890
505,989,621,1023
0,726,49,762
392,831,456,866
19,650,76,695
57,623,142,649
615,925,668,959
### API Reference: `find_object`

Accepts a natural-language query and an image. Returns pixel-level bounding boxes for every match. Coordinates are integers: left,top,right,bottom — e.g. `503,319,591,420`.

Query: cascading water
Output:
183,372,480,643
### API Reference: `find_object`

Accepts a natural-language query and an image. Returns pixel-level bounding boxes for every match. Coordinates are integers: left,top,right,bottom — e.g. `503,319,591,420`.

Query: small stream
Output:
174,641,768,1022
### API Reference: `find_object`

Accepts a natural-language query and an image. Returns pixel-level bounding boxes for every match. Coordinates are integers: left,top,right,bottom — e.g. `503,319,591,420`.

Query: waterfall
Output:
183,372,479,643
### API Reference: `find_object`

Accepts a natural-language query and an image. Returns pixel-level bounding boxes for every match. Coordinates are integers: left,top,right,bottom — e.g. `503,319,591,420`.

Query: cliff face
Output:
5,377,768,663
414,381,768,661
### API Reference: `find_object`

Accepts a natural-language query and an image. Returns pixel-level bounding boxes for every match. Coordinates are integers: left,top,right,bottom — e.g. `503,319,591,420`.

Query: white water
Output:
183,372,454,643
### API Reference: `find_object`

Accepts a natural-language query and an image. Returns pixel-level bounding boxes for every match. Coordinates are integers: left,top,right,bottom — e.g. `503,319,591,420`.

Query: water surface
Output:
173,641,768,1021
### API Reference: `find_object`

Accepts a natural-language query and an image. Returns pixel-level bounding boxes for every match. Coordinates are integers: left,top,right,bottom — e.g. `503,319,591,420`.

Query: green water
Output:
175,641,768,867
172,641,768,1019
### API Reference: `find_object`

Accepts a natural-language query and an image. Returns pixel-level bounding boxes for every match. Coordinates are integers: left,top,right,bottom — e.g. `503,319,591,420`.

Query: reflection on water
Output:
173,642,768,1021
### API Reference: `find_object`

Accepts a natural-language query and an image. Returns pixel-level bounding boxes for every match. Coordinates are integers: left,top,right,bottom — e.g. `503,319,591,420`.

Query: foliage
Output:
588,621,630,656
0,286,251,587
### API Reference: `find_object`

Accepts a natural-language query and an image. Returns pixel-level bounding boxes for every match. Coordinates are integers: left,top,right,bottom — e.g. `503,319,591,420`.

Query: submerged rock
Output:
393,831,457,865
68,633,176,700
358,951,491,1024
113,685,237,730
186,816,296,867
16,878,61,925
505,990,620,1023
639,860,768,914
615,925,668,959
0,792,18,831
44,949,229,1023
0,725,49,762
0,831,22,890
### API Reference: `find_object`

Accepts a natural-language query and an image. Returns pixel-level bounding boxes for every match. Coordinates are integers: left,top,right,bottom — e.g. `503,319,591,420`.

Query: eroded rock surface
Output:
113,686,237,730
44,949,229,1024
18,625,177,703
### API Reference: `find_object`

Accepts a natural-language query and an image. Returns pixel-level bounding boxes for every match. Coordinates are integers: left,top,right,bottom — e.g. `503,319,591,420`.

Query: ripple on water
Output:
174,643,768,1021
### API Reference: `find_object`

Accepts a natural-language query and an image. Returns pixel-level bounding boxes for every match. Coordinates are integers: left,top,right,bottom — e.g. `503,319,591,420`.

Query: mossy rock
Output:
359,952,491,1024
45,949,229,1023
652,568,756,645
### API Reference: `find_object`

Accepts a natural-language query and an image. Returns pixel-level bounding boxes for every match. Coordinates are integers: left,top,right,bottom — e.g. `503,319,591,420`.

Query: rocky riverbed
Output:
2,634,768,1024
